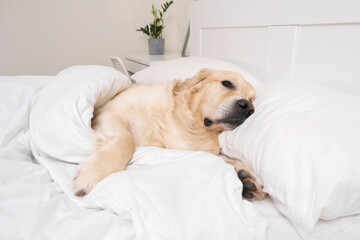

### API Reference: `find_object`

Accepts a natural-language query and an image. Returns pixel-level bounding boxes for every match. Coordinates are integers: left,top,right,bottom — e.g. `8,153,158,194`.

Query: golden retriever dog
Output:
73,68,266,200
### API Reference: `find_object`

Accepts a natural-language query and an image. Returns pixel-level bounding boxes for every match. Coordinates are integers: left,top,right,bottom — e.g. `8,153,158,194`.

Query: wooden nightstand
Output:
125,53,181,74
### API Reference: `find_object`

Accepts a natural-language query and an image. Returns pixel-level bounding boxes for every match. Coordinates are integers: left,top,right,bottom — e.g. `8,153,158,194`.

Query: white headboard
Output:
189,0,360,95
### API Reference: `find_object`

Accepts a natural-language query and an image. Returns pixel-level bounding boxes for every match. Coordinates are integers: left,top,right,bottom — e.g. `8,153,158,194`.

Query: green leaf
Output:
137,1,173,38
136,25,150,37
161,1,173,14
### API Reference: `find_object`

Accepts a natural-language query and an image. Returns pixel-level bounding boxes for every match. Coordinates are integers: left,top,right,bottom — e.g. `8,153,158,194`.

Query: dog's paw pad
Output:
74,189,87,197
243,180,257,191
237,170,266,201
238,170,251,181
242,191,254,199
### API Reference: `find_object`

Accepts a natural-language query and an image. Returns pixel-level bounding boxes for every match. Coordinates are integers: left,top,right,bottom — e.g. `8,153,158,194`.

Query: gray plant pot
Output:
148,38,164,55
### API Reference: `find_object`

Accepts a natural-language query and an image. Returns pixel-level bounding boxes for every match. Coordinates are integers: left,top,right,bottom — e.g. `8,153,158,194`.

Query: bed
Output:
1,0,360,239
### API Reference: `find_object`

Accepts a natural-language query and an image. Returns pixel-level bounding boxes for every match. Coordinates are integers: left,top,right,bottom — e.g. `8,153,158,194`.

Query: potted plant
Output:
136,1,174,55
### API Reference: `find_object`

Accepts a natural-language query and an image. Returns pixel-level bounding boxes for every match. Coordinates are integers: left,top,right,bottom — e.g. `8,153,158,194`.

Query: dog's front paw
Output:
237,169,266,201
73,170,97,197
73,162,106,197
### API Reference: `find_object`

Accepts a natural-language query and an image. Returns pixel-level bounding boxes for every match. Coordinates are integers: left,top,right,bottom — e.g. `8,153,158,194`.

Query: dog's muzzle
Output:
219,99,255,130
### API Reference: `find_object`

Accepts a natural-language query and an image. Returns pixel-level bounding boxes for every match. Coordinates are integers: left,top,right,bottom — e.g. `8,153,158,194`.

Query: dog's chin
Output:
216,115,247,131
220,118,246,131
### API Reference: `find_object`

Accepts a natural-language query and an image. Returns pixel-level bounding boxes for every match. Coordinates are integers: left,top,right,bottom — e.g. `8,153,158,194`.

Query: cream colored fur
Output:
73,68,265,200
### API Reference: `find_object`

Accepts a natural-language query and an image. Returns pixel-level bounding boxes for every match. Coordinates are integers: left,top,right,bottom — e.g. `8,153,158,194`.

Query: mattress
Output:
1,73,360,240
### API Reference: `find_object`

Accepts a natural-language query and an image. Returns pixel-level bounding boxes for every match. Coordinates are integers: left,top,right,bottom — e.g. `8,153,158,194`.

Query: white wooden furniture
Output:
125,53,181,74
109,56,131,78
190,0,360,95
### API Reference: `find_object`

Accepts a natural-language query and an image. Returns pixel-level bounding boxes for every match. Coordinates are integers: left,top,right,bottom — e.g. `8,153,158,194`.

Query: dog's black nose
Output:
238,99,249,109
238,99,254,117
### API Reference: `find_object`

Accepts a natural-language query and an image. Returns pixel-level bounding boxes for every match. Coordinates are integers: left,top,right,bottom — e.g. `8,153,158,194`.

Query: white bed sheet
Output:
1,76,360,240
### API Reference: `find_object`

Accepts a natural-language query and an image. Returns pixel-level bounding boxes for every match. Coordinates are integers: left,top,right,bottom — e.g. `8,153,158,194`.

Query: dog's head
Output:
174,68,256,132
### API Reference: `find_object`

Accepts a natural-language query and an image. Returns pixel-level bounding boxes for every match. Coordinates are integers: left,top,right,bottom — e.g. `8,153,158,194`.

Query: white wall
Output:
0,0,192,75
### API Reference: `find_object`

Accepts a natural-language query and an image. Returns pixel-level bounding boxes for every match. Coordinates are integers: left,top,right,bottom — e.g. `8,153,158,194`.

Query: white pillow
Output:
131,56,263,87
219,81,360,238
29,65,132,163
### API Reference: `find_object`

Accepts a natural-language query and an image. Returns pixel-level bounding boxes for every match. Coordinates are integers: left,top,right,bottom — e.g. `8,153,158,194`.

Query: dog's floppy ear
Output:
173,68,213,94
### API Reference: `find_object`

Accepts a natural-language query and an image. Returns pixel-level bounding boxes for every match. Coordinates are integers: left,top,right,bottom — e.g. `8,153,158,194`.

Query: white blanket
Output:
22,66,268,239
35,146,268,239
0,76,135,240
2,70,360,240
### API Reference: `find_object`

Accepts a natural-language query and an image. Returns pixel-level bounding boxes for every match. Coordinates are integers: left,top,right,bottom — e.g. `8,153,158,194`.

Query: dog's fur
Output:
73,68,265,200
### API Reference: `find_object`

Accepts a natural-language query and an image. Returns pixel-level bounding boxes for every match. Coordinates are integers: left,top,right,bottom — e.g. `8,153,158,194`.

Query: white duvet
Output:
1,67,268,239
1,66,360,240
37,147,268,240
